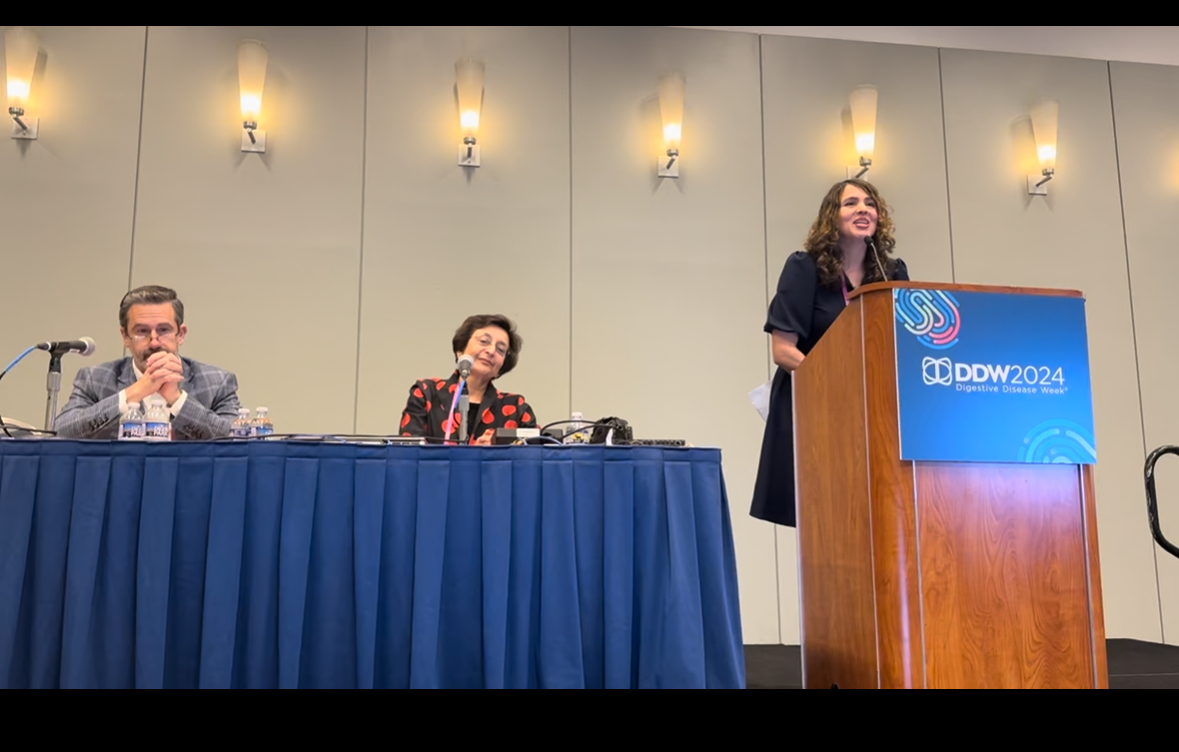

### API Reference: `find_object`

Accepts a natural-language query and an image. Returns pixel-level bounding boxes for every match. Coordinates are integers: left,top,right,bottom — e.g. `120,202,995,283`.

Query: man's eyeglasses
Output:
127,328,177,343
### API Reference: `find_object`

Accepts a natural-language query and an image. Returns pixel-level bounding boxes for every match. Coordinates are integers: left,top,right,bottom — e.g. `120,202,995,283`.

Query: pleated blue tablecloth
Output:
0,441,745,688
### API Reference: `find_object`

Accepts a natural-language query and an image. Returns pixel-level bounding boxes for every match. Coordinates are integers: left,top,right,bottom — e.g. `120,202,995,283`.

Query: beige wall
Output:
356,26,570,436
0,27,145,425
570,27,775,642
132,26,367,434
2,26,1176,645
1108,60,1179,639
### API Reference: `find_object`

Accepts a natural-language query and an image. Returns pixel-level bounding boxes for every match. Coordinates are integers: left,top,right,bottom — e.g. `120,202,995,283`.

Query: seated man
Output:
55,285,241,440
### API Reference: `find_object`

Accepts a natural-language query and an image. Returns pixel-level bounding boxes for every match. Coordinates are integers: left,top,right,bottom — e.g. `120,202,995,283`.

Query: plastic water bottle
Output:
232,408,252,439
252,407,273,438
566,411,591,444
119,401,146,441
143,396,171,442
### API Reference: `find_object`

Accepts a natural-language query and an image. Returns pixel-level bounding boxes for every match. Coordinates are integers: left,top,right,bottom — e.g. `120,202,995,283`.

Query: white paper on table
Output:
749,380,772,422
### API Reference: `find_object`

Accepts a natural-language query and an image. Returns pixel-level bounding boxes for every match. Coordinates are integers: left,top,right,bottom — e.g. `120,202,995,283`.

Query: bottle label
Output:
255,424,274,437
232,425,251,439
144,420,170,441
120,422,146,441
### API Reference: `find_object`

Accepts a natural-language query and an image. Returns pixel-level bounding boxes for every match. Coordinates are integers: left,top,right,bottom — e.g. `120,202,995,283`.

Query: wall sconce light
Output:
1027,100,1058,196
847,85,877,178
5,26,40,140
456,57,484,168
657,73,685,178
238,40,268,153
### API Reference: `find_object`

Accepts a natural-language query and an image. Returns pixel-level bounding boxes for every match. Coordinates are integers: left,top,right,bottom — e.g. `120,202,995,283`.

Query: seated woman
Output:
398,314,538,444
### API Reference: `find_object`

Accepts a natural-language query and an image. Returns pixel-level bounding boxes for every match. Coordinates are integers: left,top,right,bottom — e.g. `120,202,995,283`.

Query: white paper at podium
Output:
748,381,771,422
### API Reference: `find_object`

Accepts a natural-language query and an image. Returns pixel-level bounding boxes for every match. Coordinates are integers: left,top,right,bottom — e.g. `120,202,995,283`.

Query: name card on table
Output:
892,288,1096,464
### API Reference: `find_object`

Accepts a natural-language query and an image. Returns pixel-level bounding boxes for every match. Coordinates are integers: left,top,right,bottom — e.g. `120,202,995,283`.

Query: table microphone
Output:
458,354,474,379
36,337,96,356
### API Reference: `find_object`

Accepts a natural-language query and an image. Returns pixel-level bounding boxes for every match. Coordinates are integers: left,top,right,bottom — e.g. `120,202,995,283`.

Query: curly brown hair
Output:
452,314,523,378
802,178,898,287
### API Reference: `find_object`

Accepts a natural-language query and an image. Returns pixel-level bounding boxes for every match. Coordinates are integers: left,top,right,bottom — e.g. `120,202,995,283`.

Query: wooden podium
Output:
793,282,1107,689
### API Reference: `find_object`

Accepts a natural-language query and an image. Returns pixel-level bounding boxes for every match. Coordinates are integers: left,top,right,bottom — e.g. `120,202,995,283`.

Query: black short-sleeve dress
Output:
750,251,910,527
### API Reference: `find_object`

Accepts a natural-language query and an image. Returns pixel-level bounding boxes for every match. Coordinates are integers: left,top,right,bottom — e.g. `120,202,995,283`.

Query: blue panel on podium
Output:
893,288,1096,464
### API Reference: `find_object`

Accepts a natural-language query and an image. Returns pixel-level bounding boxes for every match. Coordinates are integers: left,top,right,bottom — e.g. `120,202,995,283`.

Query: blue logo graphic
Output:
1018,420,1097,464
895,289,960,349
894,290,1096,465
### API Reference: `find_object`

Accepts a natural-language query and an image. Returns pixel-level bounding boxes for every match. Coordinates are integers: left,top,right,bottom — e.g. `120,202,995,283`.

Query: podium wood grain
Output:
916,463,1094,688
1082,465,1110,688
862,292,924,688
793,300,877,689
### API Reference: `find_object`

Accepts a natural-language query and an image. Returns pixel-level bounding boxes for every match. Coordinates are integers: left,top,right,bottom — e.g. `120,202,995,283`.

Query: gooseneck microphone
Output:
866,237,888,282
457,354,474,379
454,355,476,443
36,337,96,356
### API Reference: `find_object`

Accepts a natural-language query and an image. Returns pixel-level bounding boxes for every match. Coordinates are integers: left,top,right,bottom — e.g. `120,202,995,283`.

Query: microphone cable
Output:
0,345,38,439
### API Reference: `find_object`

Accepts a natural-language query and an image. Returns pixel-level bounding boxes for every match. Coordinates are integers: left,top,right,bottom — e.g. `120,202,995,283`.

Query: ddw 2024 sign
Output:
893,288,1097,465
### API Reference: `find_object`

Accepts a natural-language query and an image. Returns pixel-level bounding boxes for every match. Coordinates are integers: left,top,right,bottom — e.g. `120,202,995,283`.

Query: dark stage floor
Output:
744,639,1179,688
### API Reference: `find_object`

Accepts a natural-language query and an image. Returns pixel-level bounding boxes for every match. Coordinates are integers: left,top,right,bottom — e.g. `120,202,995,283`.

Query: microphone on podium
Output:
36,338,96,356
866,237,888,282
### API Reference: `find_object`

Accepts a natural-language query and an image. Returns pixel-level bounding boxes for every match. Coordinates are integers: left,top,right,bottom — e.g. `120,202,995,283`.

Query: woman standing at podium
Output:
752,179,909,526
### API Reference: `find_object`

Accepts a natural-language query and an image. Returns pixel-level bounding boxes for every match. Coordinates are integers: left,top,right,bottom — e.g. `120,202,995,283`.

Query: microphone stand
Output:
44,349,64,432
458,378,469,444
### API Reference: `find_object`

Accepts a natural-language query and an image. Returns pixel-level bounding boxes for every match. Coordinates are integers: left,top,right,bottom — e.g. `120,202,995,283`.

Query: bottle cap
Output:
238,408,250,416
127,402,140,410
256,407,268,413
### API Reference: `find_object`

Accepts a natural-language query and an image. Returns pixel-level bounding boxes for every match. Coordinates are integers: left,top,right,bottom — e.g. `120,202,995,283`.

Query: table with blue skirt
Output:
0,440,745,688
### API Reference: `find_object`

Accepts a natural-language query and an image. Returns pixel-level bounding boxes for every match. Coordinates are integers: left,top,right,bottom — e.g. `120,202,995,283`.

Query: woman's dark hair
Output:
452,314,523,378
802,178,898,287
